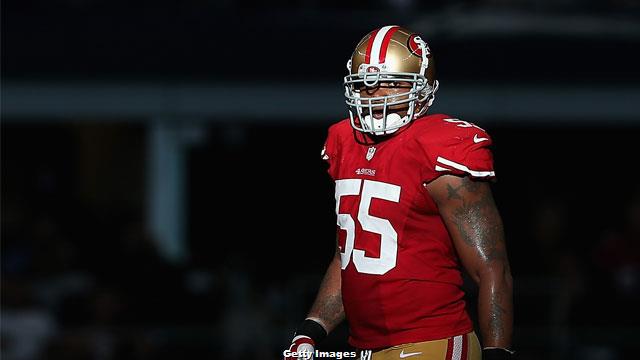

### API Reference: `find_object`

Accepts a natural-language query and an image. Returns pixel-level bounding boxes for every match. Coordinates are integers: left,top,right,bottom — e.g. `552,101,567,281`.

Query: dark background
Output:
2,1,640,360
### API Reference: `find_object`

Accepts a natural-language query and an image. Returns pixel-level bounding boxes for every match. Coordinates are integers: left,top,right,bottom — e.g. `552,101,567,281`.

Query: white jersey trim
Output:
436,156,495,177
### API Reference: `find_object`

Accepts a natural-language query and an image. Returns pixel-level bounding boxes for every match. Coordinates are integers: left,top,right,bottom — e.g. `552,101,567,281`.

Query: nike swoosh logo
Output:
399,350,422,358
473,134,489,143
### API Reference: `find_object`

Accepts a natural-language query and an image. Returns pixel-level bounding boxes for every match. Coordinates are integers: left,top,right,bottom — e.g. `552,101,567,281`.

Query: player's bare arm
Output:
306,242,345,332
427,175,514,350
284,241,345,360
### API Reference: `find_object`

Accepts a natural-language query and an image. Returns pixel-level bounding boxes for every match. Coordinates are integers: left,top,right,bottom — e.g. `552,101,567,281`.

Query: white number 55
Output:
335,179,401,275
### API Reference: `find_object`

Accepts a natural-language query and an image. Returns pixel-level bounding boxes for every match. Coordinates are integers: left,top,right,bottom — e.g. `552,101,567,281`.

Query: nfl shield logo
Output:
366,146,376,161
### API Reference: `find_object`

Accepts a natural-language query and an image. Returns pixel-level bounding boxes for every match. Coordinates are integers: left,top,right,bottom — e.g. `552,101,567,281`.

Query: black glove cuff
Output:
482,348,516,360
295,319,327,344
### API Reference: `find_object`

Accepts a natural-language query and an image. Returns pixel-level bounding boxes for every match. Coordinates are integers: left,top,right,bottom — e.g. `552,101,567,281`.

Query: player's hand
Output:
284,335,315,360
482,348,516,360
284,319,327,360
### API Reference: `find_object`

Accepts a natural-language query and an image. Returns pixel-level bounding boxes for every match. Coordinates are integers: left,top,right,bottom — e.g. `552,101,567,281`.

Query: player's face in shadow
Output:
358,81,412,119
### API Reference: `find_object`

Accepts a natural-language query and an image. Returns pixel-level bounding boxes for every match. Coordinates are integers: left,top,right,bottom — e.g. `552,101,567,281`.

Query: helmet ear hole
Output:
418,88,429,102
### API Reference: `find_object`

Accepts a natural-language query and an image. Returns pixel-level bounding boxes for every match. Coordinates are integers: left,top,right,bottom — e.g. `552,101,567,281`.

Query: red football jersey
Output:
321,114,495,349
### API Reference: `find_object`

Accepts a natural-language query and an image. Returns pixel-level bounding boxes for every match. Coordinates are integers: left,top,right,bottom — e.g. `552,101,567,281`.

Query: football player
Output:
286,25,514,360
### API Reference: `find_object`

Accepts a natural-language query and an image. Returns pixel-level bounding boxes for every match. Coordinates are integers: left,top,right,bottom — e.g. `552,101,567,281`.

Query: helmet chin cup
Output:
361,112,407,135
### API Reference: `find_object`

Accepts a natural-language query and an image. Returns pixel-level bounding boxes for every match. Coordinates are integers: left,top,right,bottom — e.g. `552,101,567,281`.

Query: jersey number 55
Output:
335,179,401,275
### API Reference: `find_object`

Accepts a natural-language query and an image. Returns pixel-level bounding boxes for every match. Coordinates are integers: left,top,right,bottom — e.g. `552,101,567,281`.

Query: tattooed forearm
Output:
489,290,506,339
314,293,344,330
479,277,513,348
449,177,506,262
427,175,514,348
307,256,345,332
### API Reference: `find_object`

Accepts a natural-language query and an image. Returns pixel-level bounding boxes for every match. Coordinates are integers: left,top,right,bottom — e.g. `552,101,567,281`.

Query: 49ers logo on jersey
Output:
407,34,428,57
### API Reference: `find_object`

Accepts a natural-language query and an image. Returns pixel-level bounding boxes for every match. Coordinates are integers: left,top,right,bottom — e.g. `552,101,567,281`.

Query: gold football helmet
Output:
344,25,439,135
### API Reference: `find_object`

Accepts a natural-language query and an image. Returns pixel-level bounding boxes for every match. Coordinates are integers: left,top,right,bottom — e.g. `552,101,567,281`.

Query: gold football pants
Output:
358,332,481,360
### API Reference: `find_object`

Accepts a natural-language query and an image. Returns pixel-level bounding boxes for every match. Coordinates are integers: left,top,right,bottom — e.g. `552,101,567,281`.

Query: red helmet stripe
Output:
378,26,399,63
364,29,379,64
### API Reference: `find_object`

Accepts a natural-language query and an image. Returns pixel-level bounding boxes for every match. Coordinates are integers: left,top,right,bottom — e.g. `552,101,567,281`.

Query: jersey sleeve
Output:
321,123,340,179
420,117,496,183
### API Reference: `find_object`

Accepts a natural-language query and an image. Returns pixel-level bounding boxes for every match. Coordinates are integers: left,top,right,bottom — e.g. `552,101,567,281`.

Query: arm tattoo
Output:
448,177,506,262
439,176,513,347
316,293,344,329
446,183,463,201
308,248,345,331
489,290,506,339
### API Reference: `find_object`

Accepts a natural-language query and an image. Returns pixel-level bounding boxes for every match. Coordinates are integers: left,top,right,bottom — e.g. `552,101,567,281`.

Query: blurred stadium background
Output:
2,1,640,359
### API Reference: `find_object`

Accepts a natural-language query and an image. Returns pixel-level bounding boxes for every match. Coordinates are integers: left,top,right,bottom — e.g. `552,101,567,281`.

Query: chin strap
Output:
414,80,439,118
426,80,439,107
